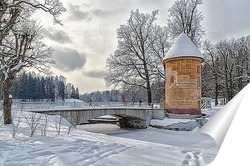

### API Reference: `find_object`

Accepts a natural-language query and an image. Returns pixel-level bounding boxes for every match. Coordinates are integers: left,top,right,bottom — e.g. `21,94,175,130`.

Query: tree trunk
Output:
215,75,218,106
2,75,14,124
229,72,233,100
143,71,152,106
143,61,152,106
224,63,230,103
145,77,152,106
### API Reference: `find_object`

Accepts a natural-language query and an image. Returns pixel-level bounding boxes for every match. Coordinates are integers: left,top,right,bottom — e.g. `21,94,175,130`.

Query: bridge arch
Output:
37,107,153,129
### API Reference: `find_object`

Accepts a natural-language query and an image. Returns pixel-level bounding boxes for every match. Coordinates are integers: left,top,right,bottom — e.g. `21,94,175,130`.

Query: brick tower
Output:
163,33,204,118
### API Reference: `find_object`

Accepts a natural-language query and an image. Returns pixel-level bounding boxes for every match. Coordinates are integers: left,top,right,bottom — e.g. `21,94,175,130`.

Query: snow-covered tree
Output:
105,9,169,105
234,36,250,89
151,79,165,103
203,40,222,105
0,1,65,124
120,84,147,104
202,36,250,103
167,0,205,45
149,25,170,79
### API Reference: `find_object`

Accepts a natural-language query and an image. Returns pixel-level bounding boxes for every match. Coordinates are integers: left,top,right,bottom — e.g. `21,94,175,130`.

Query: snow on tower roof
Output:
163,33,204,61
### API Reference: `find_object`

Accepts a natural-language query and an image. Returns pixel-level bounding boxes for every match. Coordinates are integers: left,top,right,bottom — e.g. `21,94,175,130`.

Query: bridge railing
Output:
201,98,225,109
0,101,156,111
89,102,153,108
10,101,89,110
1,99,224,111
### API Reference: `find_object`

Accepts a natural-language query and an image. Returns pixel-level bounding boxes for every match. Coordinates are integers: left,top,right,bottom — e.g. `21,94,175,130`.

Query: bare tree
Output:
25,112,42,137
120,84,143,105
202,36,250,103
66,111,76,134
216,39,236,101
0,1,65,124
1,20,54,124
10,111,22,138
167,0,205,45
105,9,168,105
151,78,165,103
149,25,170,79
203,40,221,105
0,0,65,42
235,36,250,89
40,114,49,136
54,114,63,135
57,111,76,134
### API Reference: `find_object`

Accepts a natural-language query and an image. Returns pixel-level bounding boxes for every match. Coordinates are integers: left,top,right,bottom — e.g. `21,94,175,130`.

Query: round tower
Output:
163,33,204,118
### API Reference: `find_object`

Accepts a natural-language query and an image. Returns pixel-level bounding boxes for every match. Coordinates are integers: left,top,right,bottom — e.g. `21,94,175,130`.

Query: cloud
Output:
81,3,91,8
91,9,114,18
43,28,72,43
53,47,86,72
68,4,91,21
81,29,115,54
83,69,107,79
202,0,250,42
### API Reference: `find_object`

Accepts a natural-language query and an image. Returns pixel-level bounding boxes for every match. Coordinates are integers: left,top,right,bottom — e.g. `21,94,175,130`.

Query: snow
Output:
0,110,217,165
202,106,223,120
11,62,25,71
77,123,127,134
150,117,200,131
97,115,116,119
3,71,8,80
151,118,193,126
163,32,204,61
64,98,84,103
0,64,7,71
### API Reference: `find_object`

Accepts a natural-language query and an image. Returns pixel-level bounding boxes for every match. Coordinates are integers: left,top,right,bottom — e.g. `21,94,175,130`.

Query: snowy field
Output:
0,109,218,166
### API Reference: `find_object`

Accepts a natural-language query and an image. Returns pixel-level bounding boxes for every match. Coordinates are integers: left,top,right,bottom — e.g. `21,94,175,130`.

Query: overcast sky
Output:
36,0,250,94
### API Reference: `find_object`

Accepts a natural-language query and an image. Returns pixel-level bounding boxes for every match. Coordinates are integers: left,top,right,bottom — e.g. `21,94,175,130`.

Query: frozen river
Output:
77,123,217,149
77,123,129,135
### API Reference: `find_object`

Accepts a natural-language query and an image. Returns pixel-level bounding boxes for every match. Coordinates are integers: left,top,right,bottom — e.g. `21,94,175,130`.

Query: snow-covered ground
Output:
202,106,223,119
0,109,217,166
149,106,223,131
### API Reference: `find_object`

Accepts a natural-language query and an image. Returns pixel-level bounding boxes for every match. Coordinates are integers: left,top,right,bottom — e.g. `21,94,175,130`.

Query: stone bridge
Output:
34,107,165,129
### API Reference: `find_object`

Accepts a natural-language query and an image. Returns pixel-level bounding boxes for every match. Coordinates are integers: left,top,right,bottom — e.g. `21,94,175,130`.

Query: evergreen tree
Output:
34,77,41,101
48,77,55,101
19,73,28,100
70,85,76,99
54,76,59,99
7,72,78,101
58,80,65,100
10,74,20,98
40,77,46,100
75,87,80,99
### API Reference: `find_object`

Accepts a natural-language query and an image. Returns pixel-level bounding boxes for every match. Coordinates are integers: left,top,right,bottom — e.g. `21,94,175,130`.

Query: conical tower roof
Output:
163,33,204,61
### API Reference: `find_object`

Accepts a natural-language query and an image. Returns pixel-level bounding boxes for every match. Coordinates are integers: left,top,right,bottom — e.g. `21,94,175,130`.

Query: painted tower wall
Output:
164,57,202,115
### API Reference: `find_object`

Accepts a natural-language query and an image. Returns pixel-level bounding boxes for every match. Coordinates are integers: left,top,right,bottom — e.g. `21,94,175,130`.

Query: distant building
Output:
163,33,204,118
